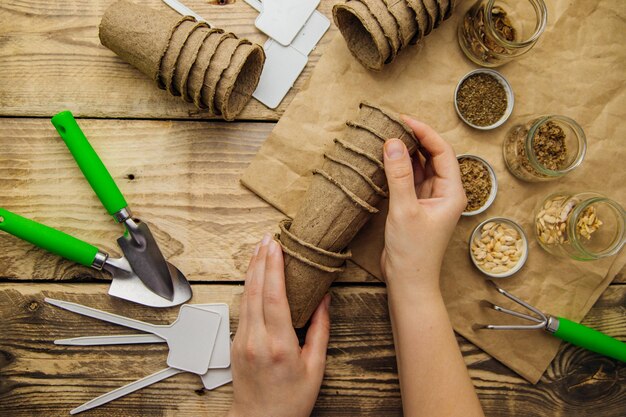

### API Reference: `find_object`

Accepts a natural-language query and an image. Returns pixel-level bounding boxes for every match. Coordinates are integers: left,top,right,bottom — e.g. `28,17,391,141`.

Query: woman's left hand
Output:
228,234,331,417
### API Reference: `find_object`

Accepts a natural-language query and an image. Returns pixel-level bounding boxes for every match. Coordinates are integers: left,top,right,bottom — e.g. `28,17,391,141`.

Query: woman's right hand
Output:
380,116,466,297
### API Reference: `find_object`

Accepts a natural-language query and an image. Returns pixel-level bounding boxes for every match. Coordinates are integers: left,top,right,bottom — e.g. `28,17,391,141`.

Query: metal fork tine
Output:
486,280,547,320
484,323,547,330
489,302,543,323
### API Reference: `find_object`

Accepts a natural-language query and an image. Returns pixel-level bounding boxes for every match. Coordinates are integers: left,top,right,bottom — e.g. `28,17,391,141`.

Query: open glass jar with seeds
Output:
503,115,587,182
535,192,626,261
458,0,548,67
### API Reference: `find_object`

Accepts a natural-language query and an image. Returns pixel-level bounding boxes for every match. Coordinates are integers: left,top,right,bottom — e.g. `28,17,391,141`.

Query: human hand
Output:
380,117,466,297
228,234,331,417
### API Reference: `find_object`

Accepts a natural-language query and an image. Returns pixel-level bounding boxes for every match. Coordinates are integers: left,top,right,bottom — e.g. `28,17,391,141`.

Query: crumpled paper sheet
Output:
241,0,626,383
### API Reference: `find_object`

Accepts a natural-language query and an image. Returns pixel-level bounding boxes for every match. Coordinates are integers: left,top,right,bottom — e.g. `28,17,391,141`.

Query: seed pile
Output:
459,157,492,212
532,121,567,170
456,73,507,127
491,6,516,44
536,195,602,245
471,221,525,274
462,5,517,65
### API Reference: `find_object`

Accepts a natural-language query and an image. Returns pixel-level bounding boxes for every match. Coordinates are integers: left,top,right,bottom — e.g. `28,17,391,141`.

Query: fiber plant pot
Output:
99,0,265,121
333,0,458,70
283,102,425,327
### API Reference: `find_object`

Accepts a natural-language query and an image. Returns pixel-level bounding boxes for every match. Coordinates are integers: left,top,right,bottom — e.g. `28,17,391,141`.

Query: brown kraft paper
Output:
240,0,626,383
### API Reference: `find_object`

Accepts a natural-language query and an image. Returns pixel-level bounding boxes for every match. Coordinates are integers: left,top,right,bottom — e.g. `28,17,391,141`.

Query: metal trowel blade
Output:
117,221,175,300
109,262,192,308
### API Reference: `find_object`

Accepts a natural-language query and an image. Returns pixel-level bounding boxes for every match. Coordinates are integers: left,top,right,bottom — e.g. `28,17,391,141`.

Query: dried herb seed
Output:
532,121,567,170
459,157,492,212
471,221,524,274
457,73,507,127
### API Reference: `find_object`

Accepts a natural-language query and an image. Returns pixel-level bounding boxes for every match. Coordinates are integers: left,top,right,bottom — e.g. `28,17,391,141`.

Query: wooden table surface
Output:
1,1,624,416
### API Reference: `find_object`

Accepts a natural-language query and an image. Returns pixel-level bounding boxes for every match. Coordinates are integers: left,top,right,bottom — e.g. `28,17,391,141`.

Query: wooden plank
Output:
0,0,338,120
0,283,624,416
1,118,622,284
0,118,378,283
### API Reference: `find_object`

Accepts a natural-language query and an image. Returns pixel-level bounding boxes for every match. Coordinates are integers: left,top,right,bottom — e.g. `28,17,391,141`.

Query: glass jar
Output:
534,192,626,261
503,115,586,182
458,0,548,67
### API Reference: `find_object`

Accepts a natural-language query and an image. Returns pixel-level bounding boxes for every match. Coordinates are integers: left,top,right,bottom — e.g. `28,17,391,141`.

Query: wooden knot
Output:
553,350,621,405
0,350,14,369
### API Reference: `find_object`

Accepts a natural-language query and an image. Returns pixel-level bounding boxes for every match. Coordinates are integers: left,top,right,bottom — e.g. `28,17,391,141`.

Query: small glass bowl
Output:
458,154,498,216
454,69,515,130
469,217,529,278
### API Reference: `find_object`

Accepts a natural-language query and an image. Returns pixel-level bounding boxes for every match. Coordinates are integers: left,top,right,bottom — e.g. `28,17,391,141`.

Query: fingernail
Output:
324,294,331,308
261,233,271,246
385,139,405,160
253,243,260,256
268,239,279,254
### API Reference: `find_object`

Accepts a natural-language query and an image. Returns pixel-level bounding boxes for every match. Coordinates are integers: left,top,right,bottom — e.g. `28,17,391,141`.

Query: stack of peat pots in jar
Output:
278,103,429,327
333,0,457,70
99,0,265,120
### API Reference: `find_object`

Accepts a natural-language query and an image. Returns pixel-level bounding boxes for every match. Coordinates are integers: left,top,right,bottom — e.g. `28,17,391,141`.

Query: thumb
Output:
383,139,418,213
302,294,331,373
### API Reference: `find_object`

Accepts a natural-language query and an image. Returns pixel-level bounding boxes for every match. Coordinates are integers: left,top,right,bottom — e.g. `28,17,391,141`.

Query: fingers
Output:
238,243,259,335
302,294,331,374
263,239,293,334
245,233,273,330
412,155,425,186
383,139,419,216
401,116,462,183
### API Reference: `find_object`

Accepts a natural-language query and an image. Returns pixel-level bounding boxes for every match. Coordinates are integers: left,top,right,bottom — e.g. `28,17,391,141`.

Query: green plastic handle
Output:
0,208,98,267
51,111,128,216
554,317,626,363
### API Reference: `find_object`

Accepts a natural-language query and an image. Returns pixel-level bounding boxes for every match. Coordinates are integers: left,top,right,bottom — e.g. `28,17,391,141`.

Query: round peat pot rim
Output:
454,69,515,130
469,216,529,279
457,154,498,217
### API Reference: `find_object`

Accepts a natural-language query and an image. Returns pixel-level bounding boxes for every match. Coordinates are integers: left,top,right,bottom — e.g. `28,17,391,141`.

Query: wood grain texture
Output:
0,284,624,417
0,118,378,283
0,0,337,121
